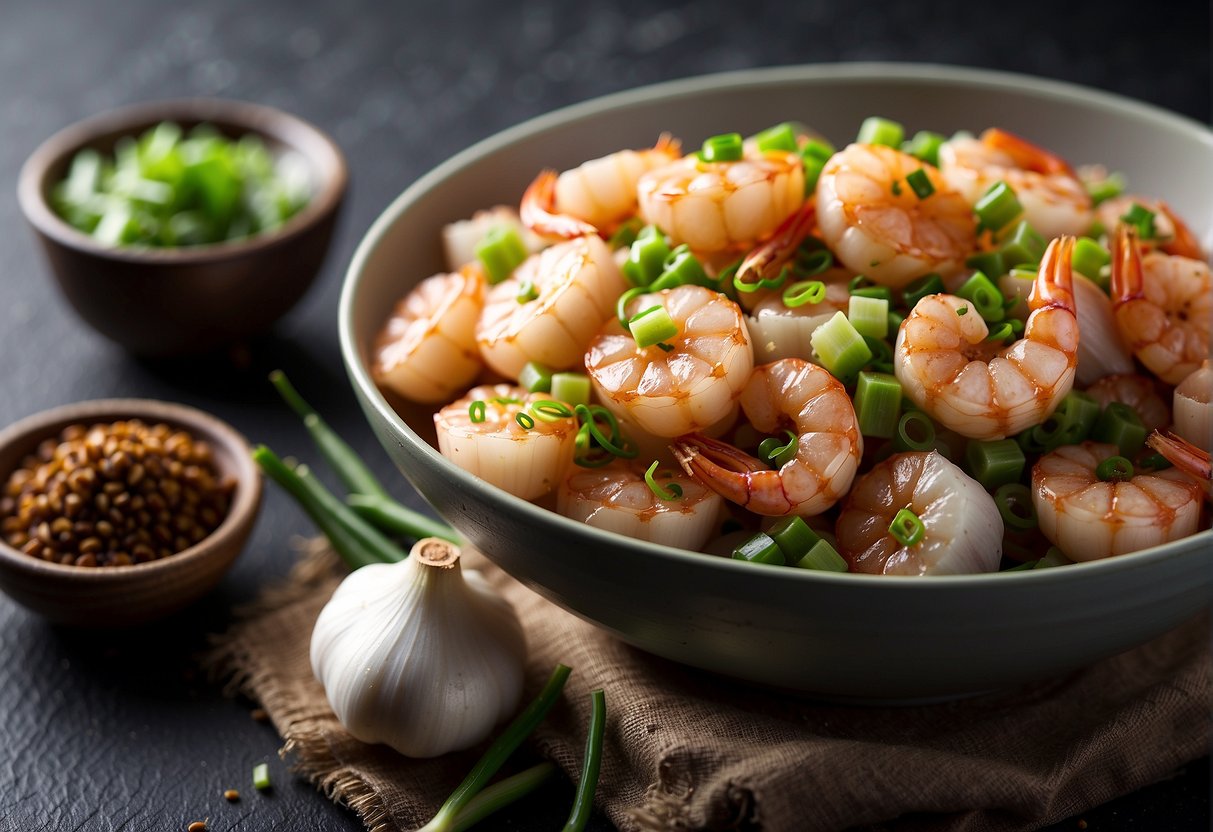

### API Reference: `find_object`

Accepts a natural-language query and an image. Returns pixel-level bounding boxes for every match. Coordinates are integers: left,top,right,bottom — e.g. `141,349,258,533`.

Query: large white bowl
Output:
340,64,1213,700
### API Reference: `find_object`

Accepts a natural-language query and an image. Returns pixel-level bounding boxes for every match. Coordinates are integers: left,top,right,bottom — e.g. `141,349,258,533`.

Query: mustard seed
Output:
223,789,240,802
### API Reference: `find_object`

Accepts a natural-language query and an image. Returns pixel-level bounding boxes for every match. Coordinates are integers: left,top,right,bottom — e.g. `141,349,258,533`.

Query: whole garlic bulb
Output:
310,538,526,758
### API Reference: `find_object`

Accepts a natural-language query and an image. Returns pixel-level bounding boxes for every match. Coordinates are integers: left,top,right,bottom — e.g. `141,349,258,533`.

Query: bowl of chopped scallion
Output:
18,98,347,356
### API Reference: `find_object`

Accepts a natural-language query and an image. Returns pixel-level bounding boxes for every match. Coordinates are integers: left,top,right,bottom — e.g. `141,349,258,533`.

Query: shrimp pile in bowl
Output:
371,118,1212,577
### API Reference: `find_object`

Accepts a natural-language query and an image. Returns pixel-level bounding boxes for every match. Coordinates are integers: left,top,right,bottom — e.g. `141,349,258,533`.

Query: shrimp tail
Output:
672,434,794,515
653,132,682,160
981,128,1077,177
1147,430,1212,494
1110,225,1146,308
1157,201,1205,260
735,201,817,288
1030,235,1077,314
520,169,600,240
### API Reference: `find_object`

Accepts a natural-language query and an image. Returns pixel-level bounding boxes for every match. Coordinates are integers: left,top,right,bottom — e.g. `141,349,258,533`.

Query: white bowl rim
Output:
340,61,1213,589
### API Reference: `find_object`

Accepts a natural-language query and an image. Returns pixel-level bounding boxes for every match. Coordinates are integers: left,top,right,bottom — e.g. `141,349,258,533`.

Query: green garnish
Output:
644,461,684,501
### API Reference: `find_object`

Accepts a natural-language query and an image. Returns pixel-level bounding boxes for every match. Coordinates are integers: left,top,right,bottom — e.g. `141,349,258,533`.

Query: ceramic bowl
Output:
0,399,261,627
18,98,347,357
340,64,1213,699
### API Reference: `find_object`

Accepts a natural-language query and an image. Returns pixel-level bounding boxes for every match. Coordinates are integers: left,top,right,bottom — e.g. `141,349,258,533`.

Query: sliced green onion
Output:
489,396,522,405
851,284,894,302
847,295,889,339
985,322,1015,343
515,412,535,430
752,122,798,154
1096,455,1135,482
1120,202,1156,239
793,538,848,572
793,247,833,277
701,132,744,163
650,244,707,290
551,372,591,407
529,400,574,422
801,152,828,194
901,130,946,167
902,273,945,309
468,400,487,423
253,763,271,791
1085,171,1126,205
515,278,539,303
965,439,1025,490
1092,402,1147,458
998,220,1046,267
644,460,684,501
895,410,936,452
573,404,636,460
731,531,785,566
1053,390,1101,445
810,311,873,381
887,310,905,333
801,138,835,162
855,371,903,439
607,217,644,250
1139,452,1172,472
956,271,1006,323
863,336,893,365
888,508,926,547
621,225,671,287
519,361,553,393
476,226,529,285
628,305,678,349
782,279,826,308
974,180,1023,232
857,116,905,148
733,267,788,294
1072,237,1111,289
758,430,798,469
615,286,648,326
561,690,606,832
994,483,1037,531
956,306,969,316
905,169,935,199
965,250,1007,281
766,515,820,561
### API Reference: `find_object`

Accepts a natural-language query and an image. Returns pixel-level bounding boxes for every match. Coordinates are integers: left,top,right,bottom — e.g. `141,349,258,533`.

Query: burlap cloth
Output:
210,541,1212,832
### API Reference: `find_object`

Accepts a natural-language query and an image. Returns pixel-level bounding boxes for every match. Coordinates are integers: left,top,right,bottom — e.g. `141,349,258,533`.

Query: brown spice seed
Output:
223,789,239,802
187,822,207,832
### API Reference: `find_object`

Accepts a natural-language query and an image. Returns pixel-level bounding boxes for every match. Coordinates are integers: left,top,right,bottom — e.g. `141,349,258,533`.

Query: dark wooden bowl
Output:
0,399,261,626
17,99,347,356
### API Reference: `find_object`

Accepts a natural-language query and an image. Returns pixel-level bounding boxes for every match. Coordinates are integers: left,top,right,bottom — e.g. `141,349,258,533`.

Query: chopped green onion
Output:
1085,171,1126,205
1139,452,1172,472
732,532,785,566
615,286,649,327
902,273,945,309
891,180,903,197
489,396,522,405
644,460,684,501
468,400,487,423
855,371,903,439
857,116,905,148
810,311,873,381
799,139,834,193
1052,391,1101,445
529,400,574,422
253,763,271,791
863,336,893,364
752,122,798,154
956,306,969,316
965,439,1025,490
905,169,935,199
650,244,707,290
519,361,553,393
851,285,894,302
984,322,1015,343
621,225,671,287
573,404,636,460
1034,546,1071,569
758,430,799,469
1072,237,1111,289
888,508,926,547
887,310,905,333
1093,402,1146,457
515,412,535,430
766,515,820,561
733,267,788,294
628,305,678,349
701,132,744,163
793,248,833,277
476,226,529,285
895,410,936,452
847,295,889,338
974,180,1023,231
965,250,1007,281
1120,202,1156,239
956,271,1006,322
998,220,1046,267
561,690,606,832
1096,455,1135,482
801,138,835,162
901,130,946,166
606,217,644,250
994,483,1037,531
793,539,848,572
551,372,591,407
782,279,826,308
515,278,539,303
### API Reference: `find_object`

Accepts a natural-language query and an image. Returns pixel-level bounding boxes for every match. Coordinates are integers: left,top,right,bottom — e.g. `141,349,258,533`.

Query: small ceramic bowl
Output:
341,64,1213,699
0,399,261,626
18,98,347,356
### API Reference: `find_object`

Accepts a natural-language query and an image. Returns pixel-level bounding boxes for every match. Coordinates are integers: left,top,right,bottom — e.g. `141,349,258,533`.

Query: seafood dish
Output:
369,118,1211,577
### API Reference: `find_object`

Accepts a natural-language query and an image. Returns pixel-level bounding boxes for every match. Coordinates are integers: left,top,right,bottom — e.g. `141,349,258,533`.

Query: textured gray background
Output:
0,1,1209,830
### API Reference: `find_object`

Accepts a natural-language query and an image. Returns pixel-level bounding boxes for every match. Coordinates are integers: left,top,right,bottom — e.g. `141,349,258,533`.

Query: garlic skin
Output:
310,539,526,758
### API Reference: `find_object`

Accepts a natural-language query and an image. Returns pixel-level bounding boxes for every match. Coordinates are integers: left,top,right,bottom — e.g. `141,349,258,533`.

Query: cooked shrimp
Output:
636,149,804,254
672,358,862,517
372,266,485,404
1095,195,1204,260
434,384,578,501
1072,273,1134,386
1146,431,1211,500
745,270,851,363
1085,374,1171,433
836,451,1003,575
816,144,976,288
519,135,682,241
442,206,545,272
586,284,753,438
1111,226,1212,385
476,235,626,380
895,236,1079,440
1033,440,1203,559
558,459,723,550
1173,361,1212,450
937,128,1092,239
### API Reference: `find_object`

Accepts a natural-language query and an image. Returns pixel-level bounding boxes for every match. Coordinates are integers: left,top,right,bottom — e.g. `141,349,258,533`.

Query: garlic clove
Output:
310,539,526,758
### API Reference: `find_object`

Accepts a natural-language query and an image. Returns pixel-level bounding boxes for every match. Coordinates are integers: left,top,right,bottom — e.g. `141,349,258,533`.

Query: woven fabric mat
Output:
210,541,1211,832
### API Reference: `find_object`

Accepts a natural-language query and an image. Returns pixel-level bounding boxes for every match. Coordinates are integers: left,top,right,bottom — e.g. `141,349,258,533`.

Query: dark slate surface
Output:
0,1,1209,830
